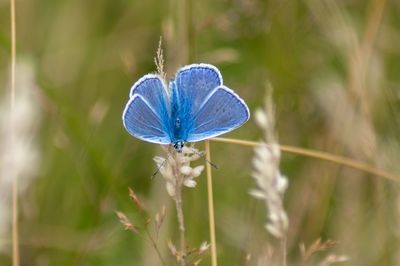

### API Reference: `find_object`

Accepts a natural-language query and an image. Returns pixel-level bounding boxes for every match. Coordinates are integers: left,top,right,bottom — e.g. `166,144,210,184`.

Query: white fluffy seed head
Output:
180,166,192,175
154,145,205,198
192,165,204,177
250,91,289,239
183,179,197,188
255,108,268,129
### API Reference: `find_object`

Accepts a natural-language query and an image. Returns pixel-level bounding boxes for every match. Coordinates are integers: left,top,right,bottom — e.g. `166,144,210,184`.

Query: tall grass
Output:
1,0,400,265
9,0,18,264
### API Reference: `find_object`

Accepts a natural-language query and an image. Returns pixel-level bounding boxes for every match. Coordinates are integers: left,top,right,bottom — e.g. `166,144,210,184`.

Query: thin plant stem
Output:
282,236,287,266
347,0,386,119
134,200,166,266
10,0,19,265
12,173,19,266
170,151,187,265
185,0,194,63
144,227,166,266
12,180,18,266
205,140,217,266
211,137,399,182
10,1,16,105
361,0,386,61
175,183,186,266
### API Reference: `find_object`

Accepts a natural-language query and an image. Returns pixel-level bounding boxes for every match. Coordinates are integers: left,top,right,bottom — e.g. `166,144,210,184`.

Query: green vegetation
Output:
1,0,399,265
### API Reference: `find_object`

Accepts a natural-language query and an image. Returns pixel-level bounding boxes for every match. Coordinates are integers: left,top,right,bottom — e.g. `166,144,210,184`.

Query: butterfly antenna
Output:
151,160,165,179
190,148,218,169
151,152,172,179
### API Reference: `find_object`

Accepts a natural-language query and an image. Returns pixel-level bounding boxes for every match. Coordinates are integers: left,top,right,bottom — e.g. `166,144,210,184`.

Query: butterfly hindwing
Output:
186,85,250,142
123,75,171,144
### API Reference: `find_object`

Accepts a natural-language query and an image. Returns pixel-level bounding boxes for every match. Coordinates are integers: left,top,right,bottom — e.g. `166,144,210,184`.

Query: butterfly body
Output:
123,64,250,151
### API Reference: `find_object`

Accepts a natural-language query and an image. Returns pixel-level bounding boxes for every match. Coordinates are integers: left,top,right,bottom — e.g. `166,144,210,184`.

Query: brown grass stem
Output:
282,236,287,266
170,152,187,266
362,0,386,59
185,0,194,64
12,180,19,266
212,137,399,182
144,227,166,266
10,0,19,265
10,0,16,106
205,140,217,266
347,0,386,120
175,188,186,266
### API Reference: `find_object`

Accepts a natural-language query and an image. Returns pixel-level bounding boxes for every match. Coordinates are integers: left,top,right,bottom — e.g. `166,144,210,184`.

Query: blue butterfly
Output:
122,63,250,152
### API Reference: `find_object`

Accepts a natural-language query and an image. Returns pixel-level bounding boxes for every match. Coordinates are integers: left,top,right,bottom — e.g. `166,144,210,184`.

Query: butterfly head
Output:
173,141,185,153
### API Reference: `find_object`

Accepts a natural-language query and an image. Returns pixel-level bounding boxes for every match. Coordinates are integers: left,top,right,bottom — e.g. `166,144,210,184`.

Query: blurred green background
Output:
1,0,400,265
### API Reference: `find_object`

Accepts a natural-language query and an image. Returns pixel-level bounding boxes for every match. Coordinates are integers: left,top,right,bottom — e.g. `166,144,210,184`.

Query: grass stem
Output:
144,227,166,266
282,236,287,266
170,150,187,265
205,140,217,266
212,137,399,182
175,185,186,266
10,0,20,265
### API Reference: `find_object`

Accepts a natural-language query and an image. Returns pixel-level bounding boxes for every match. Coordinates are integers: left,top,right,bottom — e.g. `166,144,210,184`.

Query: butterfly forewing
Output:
123,76,171,144
172,64,223,118
129,74,170,117
186,86,250,142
